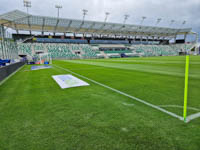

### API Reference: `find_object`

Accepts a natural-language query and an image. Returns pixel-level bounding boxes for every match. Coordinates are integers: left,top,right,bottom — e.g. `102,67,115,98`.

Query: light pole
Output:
80,9,88,38
55,5,62,18
180,20,187,42
139,16,146,44
181,20,186,28
140,16,146,25
23,0,31,14
170,20,175,26
104,12,110,23
82,9,88,22
123,14,129,25
155,18,162,26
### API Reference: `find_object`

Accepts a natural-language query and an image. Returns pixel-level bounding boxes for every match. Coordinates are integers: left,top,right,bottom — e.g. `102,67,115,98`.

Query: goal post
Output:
38,53,52,65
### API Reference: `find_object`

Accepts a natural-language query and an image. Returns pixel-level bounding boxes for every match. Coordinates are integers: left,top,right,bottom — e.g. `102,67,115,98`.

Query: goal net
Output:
36,53,52,64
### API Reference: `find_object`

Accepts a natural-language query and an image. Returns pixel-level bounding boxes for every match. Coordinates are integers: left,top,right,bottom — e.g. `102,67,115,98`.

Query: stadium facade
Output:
0,10,199,62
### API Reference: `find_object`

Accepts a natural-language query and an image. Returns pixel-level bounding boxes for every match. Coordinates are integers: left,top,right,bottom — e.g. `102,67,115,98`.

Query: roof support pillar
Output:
184,33,187,42
87,22,95,33
174,35,177,43
0,25,5,59
14,23,19,34
27,16,32,35
54,19,60,35
140,36,142,44
41,18,45,35
196,33,199,43
65,20,72,32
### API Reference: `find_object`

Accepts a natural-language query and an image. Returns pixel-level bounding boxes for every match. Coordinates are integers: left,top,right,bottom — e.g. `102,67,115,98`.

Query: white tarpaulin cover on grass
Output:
31,65,52,70
52,74,90,89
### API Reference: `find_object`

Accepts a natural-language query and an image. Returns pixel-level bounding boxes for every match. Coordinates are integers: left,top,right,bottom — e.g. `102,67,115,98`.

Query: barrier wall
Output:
0,62,25,82
90,40,129,44
36,38,88,44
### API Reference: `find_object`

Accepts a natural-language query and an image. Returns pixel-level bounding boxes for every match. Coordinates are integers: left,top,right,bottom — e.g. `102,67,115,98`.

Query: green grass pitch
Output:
0,56,200,150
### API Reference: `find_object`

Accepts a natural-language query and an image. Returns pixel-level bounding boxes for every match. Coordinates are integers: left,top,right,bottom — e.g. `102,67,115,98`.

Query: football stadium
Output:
0,0,200,149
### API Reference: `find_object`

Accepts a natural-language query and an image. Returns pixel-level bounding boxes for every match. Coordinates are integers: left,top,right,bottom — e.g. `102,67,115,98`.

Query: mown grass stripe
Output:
54,64,184,122
62,60,200,79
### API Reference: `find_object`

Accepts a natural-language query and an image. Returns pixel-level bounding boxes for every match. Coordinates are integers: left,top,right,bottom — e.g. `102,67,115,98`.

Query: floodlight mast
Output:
79,9,88,37
181,20,186,28
104,12,110,23
55,5,62,18
180,20,187,42
118,14,129,38
23,0,31,14
155,18,162,26
170,20,175,26
123,14,129,25
82,9,88,22
140,16,146,25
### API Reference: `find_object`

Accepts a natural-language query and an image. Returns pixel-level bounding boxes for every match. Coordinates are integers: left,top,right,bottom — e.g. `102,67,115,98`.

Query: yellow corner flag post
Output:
184,54,190,122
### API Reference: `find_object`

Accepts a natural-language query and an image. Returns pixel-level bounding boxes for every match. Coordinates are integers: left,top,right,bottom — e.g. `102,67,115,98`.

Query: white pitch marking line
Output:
158,105,200,112
121,127,129,132
122,102,135,107
186,112,200,123
54,64,184,121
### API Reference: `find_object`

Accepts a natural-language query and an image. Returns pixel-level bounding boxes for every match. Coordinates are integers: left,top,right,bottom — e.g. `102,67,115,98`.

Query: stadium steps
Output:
16,43,197,59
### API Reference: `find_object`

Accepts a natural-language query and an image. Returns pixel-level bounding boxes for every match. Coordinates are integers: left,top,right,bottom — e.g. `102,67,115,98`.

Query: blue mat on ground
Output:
31,65,52,71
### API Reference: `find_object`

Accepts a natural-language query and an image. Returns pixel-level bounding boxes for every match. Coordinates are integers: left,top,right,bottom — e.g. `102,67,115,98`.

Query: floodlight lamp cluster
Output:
82,9,88,22
83,9,88,16
55,5,62,9
104,12,110,23
124,14,129,24
19,1,188,30
23,0,31,8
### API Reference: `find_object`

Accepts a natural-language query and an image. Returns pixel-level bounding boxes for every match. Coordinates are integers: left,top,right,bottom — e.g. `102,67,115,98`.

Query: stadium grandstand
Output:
0,9,199,63
0,0,200,149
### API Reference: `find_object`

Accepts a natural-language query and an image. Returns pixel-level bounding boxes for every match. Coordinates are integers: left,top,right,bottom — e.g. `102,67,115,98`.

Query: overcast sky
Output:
0,0,200,40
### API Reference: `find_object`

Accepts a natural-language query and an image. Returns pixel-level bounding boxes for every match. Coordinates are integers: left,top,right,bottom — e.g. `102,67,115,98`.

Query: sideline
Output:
186,112,200,123
158,105,200,111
